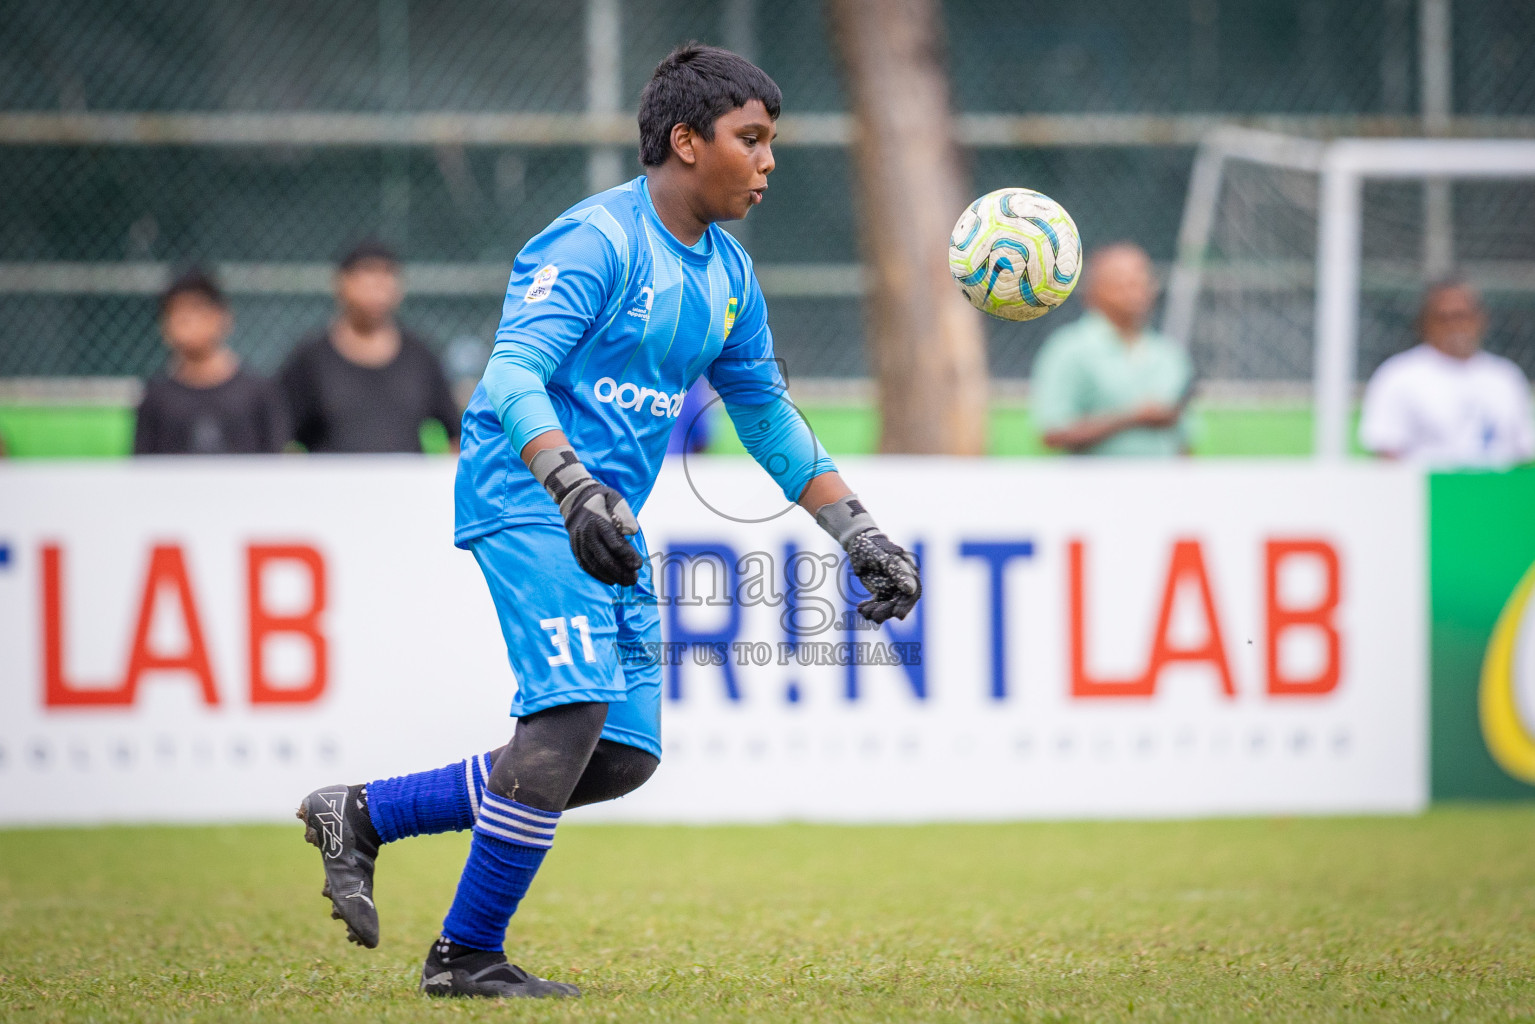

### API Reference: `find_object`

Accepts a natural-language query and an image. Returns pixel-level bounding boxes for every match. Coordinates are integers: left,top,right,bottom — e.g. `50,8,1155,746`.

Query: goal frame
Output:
1165,129,1535,459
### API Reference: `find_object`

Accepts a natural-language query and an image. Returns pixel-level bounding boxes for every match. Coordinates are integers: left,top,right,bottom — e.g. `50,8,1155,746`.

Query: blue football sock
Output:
364,752,494,844
440,792,561,952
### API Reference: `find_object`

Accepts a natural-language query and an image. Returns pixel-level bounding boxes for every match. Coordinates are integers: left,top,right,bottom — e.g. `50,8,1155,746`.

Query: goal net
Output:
1163,128,1535,457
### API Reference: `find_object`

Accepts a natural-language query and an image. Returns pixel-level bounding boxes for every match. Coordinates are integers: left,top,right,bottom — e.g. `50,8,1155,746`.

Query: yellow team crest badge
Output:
724,297,738,338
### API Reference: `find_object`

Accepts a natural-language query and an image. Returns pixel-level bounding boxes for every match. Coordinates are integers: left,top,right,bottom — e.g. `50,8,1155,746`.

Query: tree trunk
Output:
827,0,987,454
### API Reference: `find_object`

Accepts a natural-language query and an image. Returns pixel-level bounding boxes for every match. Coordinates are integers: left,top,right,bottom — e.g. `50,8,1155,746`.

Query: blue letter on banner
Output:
662,542,742,701
957,540,1035,700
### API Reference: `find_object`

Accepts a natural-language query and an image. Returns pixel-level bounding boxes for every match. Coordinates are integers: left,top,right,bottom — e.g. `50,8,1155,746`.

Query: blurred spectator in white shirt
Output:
1359,278,1534,468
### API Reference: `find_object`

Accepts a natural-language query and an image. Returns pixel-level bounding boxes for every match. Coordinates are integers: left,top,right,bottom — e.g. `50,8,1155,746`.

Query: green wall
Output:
0,400,1353,459
710,402,1332,458
0,405,456,457
0,406,135,458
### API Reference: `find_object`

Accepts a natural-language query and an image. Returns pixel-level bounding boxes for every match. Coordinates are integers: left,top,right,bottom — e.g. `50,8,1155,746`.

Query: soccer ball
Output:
948,188,1082,321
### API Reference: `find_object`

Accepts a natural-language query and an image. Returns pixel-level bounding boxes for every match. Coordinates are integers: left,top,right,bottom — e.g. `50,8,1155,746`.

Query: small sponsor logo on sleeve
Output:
525,264,559,303
724,297,738,337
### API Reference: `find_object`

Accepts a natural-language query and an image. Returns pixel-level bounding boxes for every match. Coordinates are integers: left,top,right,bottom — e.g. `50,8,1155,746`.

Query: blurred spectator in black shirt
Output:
134,268,288,455
278,241,460,453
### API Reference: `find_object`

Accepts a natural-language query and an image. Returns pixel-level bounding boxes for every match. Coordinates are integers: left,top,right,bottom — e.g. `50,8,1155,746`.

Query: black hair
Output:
158,266,226,315
638,44,781,167
338,238,400,273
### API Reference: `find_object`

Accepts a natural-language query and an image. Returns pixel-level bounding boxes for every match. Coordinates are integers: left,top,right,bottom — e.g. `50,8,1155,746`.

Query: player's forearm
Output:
723,396,838,502
518,429,572,466
797,471,851,514
483,342,562,454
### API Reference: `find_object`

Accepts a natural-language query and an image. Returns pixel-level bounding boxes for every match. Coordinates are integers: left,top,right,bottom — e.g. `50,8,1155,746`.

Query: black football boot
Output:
296,784,381,948
419,936,581,999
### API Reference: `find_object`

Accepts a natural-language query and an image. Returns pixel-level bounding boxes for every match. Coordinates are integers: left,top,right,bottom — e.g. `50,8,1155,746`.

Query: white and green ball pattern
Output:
949,188,1082,321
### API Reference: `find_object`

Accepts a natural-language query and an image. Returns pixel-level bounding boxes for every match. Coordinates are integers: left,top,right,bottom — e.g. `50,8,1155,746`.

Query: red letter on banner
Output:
1071,539,1235,699
1265,539,1342,695
247,545,328,704
122,545,221,705
1070,539,1153,697
42,543,132,706
1142,539,1236,697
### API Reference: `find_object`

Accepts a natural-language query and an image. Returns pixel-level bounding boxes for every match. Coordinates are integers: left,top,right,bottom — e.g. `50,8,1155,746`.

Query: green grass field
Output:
3,809,1533,1022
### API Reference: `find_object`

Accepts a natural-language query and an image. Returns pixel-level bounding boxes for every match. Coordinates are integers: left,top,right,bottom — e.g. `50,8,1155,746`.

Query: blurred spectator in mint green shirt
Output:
1030,243,1193,456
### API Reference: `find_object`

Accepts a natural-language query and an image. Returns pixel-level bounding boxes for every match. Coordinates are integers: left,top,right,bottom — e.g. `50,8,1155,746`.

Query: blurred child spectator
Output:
1030,242,1193,456
278,241,461,453
133,267,288,455
1360,278,1534,467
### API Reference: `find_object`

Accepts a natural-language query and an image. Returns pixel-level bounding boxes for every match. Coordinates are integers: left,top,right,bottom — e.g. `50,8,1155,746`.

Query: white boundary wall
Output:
0,458,1426,824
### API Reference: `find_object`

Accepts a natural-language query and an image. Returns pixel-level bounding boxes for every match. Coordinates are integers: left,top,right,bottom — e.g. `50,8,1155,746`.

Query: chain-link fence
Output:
1183,160,1535,386
1,0,1532,389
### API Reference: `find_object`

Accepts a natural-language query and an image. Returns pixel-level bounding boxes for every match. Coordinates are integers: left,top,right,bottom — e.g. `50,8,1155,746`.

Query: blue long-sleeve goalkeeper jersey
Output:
454,175,836,547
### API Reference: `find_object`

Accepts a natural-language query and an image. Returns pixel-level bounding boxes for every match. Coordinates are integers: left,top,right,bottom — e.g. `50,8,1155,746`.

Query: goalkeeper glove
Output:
814,494,921,624
529,446,643,587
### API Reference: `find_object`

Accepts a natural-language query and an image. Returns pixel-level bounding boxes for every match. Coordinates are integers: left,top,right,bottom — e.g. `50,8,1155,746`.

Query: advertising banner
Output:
0,458,1426,824
1429,466,1535,799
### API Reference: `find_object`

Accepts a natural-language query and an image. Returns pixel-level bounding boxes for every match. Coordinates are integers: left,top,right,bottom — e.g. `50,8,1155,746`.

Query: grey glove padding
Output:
529,446,643,587
814,494,921,624
813,492,878,547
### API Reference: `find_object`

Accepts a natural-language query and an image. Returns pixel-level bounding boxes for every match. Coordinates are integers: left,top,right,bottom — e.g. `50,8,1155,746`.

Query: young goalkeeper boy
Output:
297,43,920,1000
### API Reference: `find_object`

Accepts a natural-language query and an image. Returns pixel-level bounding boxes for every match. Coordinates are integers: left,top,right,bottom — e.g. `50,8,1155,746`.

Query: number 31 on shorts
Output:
540,616,597,666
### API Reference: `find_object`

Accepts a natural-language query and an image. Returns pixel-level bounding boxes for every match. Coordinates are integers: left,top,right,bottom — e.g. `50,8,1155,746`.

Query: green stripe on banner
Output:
1429,465,1535,799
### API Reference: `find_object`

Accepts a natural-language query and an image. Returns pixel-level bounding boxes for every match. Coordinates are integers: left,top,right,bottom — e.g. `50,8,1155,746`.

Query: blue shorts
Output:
470,522,662,759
